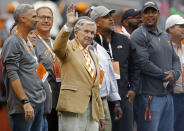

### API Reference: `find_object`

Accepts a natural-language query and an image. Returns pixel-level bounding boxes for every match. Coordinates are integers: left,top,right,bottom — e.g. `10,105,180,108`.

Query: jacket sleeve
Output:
130,31,166,80
52,27,72,60
171,43,181,81
108,56,121,101
98,96,105,119
128,40,141,92
2,38,21,83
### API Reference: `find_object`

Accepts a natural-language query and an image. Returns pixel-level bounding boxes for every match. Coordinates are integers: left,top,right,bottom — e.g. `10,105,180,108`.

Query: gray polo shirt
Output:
130,24,181,96
1,34,46,115
35,36,60,108
35,37,55,79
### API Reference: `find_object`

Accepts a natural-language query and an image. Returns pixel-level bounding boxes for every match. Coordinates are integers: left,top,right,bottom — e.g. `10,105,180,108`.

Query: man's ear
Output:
19,16,26,23
95,18,103,29
123,19,128,26
74,30,78,38
157,11,160,17
140,12,143,18
95,18,102,25
167,27,172,34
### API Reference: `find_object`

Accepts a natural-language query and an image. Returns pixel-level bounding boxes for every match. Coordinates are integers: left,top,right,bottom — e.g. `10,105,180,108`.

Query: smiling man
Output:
35,6,61,131
166,14,184,131
130,1,181,131
53,4,104,131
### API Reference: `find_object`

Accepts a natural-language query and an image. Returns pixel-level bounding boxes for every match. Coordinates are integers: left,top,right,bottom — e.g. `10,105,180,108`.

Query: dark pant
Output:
46,108,58,131
10,103,44,131
173,93,184,131
109,97,134,131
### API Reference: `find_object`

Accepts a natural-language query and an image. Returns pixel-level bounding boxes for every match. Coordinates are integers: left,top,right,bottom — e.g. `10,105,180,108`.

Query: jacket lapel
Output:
71,40,92,77
71,39,100,85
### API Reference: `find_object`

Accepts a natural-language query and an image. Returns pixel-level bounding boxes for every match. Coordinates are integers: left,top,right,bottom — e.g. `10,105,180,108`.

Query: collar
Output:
142,24,162,36
75,38,89,51
173,42,182,50
121,26,130,37
89,40,98,51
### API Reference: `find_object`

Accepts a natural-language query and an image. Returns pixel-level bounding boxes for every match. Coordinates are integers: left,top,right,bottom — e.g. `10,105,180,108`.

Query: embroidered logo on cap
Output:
144,1,155,6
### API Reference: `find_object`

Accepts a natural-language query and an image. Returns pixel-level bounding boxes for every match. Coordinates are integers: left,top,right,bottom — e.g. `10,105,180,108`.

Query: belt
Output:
101,96,107,100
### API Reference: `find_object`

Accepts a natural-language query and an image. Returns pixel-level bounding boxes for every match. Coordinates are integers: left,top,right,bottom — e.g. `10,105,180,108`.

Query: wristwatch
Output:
21,98,30,105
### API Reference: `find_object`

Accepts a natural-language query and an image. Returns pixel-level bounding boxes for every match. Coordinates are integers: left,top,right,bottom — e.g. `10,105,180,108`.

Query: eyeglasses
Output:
38,15,53,21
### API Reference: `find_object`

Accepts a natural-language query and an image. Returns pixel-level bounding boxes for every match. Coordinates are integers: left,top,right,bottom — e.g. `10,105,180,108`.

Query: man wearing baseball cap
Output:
130,1,181,131
120,8,141,37
91,5,140,131
166,14,184,131
90,6,115,21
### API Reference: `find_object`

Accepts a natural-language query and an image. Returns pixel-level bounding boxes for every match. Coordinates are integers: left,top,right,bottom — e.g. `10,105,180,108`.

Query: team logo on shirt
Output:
117,45,123,49
168,40,170,45
44,49,55,63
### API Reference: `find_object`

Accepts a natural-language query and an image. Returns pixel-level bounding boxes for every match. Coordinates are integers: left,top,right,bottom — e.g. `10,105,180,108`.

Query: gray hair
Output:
10,4,34,32
74,18,97,34
36,6,53,16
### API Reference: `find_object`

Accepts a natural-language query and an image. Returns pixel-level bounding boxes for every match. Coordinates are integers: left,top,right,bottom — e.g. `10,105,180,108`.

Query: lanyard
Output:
108,42,114,60
36,34,55,59
97,33,113,60
27,39,38,63
16,30,31,54
98,34,103,46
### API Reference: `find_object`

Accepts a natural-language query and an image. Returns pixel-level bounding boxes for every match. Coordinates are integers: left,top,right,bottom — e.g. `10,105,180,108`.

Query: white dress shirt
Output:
120,26,130,38
90,41,121,101
173,43,184,93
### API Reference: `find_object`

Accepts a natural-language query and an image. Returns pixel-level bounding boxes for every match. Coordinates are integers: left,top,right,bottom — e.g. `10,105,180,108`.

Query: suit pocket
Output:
61,85,78,91
61,88,77,91
58,86,78,107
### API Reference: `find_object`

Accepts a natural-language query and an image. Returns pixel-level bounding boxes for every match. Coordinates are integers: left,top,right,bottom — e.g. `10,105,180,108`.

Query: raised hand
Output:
66,4,78,28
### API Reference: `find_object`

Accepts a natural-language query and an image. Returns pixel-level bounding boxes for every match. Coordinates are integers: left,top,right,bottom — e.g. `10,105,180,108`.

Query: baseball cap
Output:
90,6,115,20
142,1,159,12
165,15,184,30
75,2,89,12
121,9,141,23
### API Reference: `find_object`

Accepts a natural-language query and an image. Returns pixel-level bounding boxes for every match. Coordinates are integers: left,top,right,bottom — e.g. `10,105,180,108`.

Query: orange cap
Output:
7,1,19,14
7,3,14,13
76,2,89,12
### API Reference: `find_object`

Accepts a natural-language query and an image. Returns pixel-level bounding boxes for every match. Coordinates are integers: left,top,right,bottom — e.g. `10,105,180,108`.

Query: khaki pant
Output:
58,101,98,131
101,98,112,131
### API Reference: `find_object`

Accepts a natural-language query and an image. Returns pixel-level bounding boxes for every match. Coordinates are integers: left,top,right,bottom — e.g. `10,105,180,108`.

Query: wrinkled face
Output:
37,8,53,32
75,24,96,48
141,7,160,28
22,9,37,30
28,30,36,47
169,24,184,42
96,13,115,31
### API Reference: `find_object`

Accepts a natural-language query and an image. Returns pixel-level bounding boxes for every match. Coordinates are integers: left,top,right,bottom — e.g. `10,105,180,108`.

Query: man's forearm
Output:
52,27,71,59
11,79,28,101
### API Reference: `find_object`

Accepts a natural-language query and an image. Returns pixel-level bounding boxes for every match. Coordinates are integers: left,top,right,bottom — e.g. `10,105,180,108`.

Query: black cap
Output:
142,1,159,12
121,9,141,23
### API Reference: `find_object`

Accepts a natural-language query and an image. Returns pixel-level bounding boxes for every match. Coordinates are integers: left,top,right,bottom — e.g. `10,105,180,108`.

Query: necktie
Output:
83,49,96,81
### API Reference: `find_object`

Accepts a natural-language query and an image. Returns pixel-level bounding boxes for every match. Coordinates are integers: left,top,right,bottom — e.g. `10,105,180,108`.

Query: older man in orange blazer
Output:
52,5,105,131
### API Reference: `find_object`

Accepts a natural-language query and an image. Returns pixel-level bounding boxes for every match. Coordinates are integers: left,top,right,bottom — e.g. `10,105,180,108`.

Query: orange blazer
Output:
53,27,104,121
